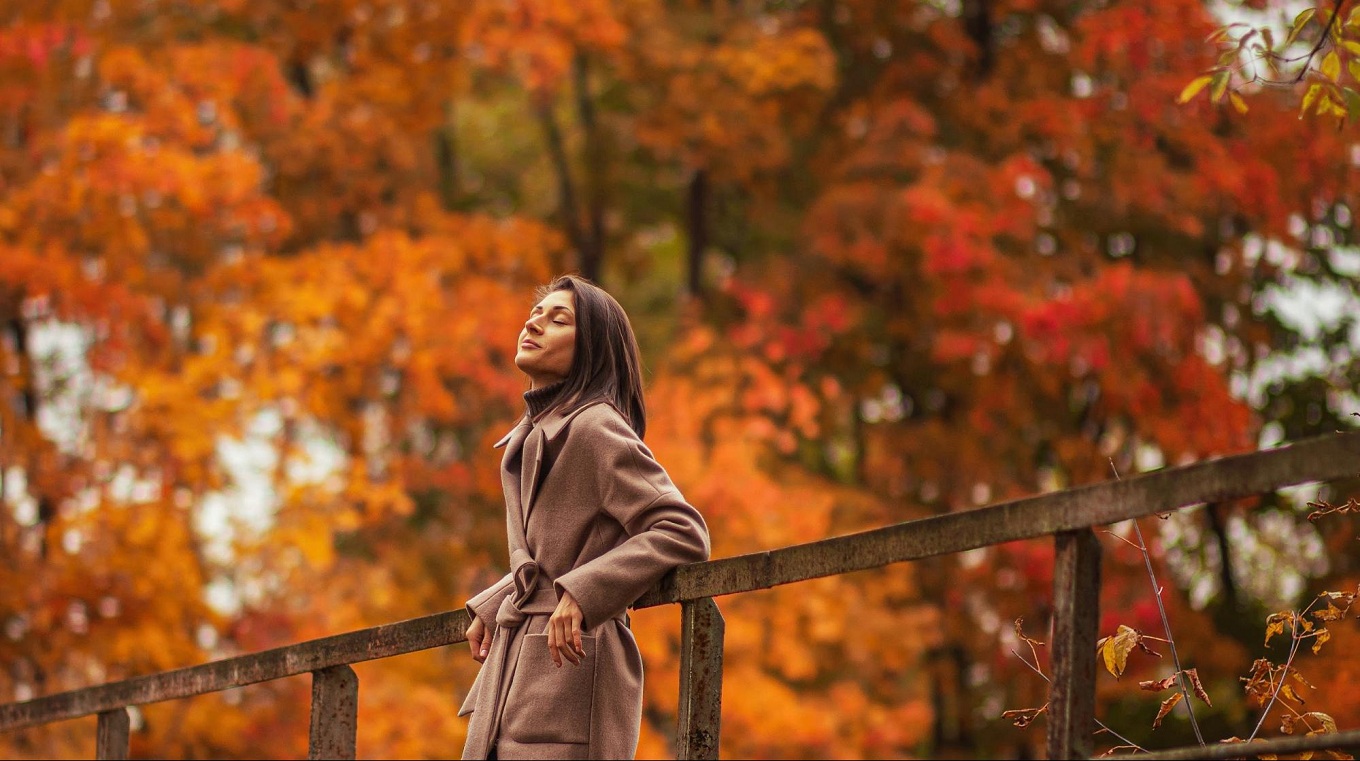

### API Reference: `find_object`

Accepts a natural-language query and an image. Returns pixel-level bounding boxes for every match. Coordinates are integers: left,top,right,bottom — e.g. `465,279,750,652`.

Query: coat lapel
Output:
520,400,611,526
519,426,547,527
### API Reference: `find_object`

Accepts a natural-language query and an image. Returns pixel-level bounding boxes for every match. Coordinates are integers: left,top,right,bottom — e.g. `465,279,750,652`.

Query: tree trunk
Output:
537,98,594,280
686,168,709,298
573,52,605,283
435,101,460,212
1205,502,1239,615
962,0,994,79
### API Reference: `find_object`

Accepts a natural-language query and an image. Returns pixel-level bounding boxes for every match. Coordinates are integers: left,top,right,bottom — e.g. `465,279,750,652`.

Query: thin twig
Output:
1292,0,1349,84
1110,458,1205,746
1247,596,1324,742
1009,649,1148,752
1224,0,1349,91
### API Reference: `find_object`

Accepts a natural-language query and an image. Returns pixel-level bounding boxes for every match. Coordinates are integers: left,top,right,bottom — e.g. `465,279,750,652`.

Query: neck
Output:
524,380,566,418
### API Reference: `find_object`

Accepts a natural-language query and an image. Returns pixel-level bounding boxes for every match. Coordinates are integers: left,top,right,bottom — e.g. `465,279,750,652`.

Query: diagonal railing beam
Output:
0,610,469,732
636,431,1360,608
2,430,1357,749
1121,728,1360,760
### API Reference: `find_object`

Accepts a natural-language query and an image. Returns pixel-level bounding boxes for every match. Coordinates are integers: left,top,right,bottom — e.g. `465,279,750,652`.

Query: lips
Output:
520,339,541,349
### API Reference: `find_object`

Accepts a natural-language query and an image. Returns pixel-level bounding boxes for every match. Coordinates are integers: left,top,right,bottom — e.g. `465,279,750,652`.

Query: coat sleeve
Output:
554,408,711,631
465,572,514,633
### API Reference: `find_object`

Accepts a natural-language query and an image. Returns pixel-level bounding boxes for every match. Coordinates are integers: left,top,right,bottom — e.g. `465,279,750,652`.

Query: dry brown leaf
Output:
1153,692,1182,729
1301,711,1338,734
1140,675,1179,691
1002,704,1048,729
1266,611,1294,646
1014,617,1044,646
1311,628,1331,655
1185,668,1211,706
1313,603,1344,622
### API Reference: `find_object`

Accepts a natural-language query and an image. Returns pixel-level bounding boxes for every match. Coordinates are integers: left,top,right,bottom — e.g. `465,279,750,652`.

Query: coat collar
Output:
491,399,612,450
493,400,613,528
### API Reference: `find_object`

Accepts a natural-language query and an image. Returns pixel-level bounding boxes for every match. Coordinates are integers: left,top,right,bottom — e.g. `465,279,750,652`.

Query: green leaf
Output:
1286,7,1317,48
1210,70,1230,102
1177,75,1214,104
1322,50,1341,80
1344,87,1360,122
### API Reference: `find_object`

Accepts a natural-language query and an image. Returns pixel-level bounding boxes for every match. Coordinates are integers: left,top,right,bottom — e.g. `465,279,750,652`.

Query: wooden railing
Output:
4,431,1360,759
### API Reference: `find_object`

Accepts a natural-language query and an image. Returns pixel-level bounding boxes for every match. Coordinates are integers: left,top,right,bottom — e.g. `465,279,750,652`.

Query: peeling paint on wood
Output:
95,708,129,760
677,598,724,761
308,665,358,760
1047,529,1100,760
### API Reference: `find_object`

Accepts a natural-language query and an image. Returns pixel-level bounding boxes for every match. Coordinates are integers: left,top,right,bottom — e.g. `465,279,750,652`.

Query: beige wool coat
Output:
458,399,711,760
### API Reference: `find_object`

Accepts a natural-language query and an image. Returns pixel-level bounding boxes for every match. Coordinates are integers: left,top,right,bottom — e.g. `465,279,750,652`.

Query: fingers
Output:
548,600,584,667
466,619,491,664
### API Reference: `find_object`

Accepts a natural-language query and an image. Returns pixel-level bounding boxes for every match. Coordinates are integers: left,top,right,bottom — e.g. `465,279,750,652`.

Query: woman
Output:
458,275,711,760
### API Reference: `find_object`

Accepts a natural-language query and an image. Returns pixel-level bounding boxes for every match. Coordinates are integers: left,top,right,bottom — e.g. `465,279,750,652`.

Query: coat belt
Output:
474,549,627,757
495,550,557,628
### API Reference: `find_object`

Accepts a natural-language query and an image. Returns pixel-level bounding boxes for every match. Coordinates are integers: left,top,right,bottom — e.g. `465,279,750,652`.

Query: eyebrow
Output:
532,304,575,316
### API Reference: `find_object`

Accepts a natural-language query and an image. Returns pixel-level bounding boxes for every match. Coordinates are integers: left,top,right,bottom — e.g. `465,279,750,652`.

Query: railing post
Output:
677,597,724,760
1047,528,1101,760
95,707,129,760
308,665,358,760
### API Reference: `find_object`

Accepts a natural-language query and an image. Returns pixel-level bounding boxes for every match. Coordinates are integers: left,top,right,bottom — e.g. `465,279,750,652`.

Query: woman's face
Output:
515,289,576,388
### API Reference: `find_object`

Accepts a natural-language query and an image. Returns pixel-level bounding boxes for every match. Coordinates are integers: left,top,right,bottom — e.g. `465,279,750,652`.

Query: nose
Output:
524,315,543,335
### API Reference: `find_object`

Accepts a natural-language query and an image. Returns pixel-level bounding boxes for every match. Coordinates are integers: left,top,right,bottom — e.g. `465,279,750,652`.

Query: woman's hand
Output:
547,590,586,667
466,616,491,663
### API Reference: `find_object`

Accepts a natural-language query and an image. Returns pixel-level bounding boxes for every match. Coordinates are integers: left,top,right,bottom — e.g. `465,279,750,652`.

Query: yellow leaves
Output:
1282,711,1339,736
1180,75,1213,103
1321,51,1341,81
1096,625,1160,678
1302,83,1324,118
1266,611,1296,646
1311,627,1331,655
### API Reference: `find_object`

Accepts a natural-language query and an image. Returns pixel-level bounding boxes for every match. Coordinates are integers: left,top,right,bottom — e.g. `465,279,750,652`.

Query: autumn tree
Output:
2,0,1358,759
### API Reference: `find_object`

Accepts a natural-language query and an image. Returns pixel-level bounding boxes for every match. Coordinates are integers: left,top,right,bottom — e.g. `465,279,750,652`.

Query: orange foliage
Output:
1,0,1357,759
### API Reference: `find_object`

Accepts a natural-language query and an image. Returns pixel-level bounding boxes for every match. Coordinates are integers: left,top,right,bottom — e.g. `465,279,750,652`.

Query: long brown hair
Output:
535,274,647,439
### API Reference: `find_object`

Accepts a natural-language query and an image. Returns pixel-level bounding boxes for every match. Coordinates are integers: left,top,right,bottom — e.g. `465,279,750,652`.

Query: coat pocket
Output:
500,633,597,745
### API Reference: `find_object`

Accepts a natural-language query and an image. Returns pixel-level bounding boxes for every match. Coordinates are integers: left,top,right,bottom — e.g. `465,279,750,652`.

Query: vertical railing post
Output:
1047,528,1101,760
95,707,129,760
308,665,358,760
677,597,725,760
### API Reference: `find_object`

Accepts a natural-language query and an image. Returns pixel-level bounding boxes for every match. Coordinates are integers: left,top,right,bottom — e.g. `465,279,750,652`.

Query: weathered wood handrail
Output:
3,430,1358,759
636,431,1360,608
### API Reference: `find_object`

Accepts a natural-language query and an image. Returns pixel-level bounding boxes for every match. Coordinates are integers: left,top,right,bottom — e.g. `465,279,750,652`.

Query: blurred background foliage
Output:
0,0,1358,758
